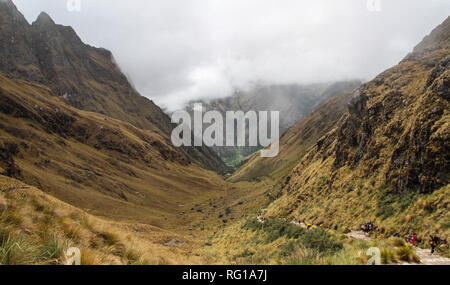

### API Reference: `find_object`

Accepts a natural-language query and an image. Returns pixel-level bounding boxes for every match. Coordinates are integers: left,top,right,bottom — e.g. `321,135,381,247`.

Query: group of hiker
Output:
393,232,419,246
377,225,445,255
295,219,336,231
394,232,446,254
361,221,375,233
323,219,445,255
264,214,446,255
306,223,323,230
404,233,418,246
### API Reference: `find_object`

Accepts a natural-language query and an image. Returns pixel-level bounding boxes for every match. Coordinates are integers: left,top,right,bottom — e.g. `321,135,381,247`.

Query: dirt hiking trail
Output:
346,230,450,265
413,248,450,265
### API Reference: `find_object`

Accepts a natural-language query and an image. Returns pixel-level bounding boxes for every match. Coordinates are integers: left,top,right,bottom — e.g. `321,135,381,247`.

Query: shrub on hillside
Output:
243,218,342,253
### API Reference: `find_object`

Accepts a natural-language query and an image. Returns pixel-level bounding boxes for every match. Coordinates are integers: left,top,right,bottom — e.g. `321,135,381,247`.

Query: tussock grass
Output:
61,223,83,241
156,256,170,265
389,237,406,247
396,246,420,263
243,218,343,253
0,233,37,265
367,239,420,264
0,175,207,265
279,246,322,265
206,218,346,265
80,248,102,265
39,233,70,264
123,247,146,265
102,231,121,247
1,211,24,227
381,248,396,264
79,215,96,231
205,215,425,265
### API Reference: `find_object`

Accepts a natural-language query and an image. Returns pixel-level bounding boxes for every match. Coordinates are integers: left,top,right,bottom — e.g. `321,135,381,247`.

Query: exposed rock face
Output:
0,0,42,81
267,16,449,229
28,11,157,127
299,17,450,195
0,1,229,173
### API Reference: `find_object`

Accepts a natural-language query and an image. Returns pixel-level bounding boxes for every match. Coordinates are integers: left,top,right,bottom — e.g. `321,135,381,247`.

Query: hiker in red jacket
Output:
411,233,417,246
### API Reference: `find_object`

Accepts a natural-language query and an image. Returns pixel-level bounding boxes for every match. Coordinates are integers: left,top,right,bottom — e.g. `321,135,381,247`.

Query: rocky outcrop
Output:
0,0,42,81
331,17,449,194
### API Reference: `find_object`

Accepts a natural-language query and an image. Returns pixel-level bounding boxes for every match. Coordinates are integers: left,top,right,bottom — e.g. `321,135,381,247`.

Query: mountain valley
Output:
0,0,449,265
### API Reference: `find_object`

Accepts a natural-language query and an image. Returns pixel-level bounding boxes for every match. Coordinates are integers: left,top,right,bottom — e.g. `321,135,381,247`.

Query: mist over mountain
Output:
231,90,355,182
261,16,450,235
13,0,450,110
186,81,361,167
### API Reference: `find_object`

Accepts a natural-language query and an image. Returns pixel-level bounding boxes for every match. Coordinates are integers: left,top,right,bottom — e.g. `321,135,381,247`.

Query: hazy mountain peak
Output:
34,11,55,26
0,0,15,9
404,16,450,61
0,0,28,24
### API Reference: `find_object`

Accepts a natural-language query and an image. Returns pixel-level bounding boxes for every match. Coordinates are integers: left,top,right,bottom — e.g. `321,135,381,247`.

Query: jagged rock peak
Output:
34,11,55,26
0,0,15,8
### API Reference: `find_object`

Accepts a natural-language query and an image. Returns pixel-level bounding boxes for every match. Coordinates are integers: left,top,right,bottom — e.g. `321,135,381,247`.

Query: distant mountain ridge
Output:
231,91,355,182
186,81,361,167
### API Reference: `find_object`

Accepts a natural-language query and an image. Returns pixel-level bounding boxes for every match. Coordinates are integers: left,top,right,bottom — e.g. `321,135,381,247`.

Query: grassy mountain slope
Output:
0,73,232,229
0,175,210,265
0,71,269,264
265,16,450,240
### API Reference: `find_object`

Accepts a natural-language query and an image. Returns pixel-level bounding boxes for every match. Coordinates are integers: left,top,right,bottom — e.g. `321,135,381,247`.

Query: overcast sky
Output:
14,0,450,110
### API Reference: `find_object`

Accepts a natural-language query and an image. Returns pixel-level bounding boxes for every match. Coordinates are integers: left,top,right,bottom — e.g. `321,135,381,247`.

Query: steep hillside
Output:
0,0,228,173
0,175,208,265
0,71,266,264
266,17,450,239
186,81,360,167
231,91,355,183
0,72,235,229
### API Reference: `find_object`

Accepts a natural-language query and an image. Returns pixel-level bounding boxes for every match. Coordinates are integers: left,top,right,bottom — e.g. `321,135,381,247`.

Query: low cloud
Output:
14,0,450,110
